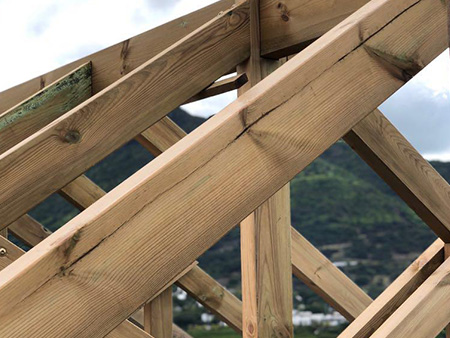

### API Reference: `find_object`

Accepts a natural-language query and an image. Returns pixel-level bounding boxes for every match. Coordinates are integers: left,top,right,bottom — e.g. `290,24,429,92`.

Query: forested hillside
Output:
25,108,449,335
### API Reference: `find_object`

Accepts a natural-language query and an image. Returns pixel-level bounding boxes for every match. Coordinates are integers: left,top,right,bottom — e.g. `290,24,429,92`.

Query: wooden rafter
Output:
0,1,445,337
0,1,251,229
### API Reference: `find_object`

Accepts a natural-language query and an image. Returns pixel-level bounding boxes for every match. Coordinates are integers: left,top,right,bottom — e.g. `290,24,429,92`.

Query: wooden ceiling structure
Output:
0,0,449,337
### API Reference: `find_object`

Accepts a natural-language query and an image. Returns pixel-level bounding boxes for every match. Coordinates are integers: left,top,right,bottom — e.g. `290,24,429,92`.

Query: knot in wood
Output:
64,130,81,144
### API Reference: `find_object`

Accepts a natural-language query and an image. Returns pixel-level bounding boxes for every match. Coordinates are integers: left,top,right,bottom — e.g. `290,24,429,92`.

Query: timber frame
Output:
0,0,448,337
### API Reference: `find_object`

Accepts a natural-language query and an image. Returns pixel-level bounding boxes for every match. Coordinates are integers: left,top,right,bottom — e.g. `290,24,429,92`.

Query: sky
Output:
0,0,449,160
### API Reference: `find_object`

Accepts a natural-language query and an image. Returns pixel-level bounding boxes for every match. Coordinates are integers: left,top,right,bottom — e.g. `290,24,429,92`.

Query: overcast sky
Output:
0,0,448,160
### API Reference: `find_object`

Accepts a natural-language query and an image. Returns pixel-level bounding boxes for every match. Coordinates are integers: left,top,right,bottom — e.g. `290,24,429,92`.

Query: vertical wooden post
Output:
143,287,173,338
238,0,293,337
446,244,450,338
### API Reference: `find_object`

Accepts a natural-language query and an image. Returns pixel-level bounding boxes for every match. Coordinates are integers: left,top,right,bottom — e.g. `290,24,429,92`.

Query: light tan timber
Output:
0,0,378,112
135,117,187,156
370,254,450,337
144,287,173,338
260,0,369,58
291,228,372,321
0,233,154,338
0,0,446,336
446,244,450,338
239,1,293,336
184,73,248,104
0,0,236,113
338,239,444,337
0,63,92,155
106,321,154,338
172,324,193,338
0,1,251,230
0,237,24,271
176,265,243,333
344,109,450,241
59,175,107,210
8,215,51,248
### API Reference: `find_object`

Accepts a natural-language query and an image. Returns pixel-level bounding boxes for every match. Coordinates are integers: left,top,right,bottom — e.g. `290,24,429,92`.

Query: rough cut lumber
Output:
105,321,154,338
238,1,293,336
0,0,235,113
338,239,443,337
260,0,369,58
0,234,153,338
184,73,248,104
0,1,250,229
0,63,91,155
0,237,25,271
370,254,450,337
144,288,172,338
176,265,243,333
291,228,372,321
0,0,446,336
8,215,51,248
344,109,450,241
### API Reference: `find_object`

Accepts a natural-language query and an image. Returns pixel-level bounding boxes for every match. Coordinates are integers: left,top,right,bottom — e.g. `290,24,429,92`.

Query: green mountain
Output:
25,109,448,332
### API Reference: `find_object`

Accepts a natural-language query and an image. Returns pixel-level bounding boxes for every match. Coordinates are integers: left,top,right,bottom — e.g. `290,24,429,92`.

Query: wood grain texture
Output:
0,63,91,154
184,73,248,104
144,287,172,338
260,0,369,58
105,321,154,338
59,175,107,210
344,109,450,241
8,215,51,247
239,2,293,336
0,0,235,113
291,228,372,321
176,265,243,333
0,237,25,271
370,253,450,337
338,239,444,337
0,2,250,229
0,0,445,336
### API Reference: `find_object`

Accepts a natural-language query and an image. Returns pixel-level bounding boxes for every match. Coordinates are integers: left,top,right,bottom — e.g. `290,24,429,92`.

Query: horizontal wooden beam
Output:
0,1,250,229
0,0,235,113
260,0,369,58
0,63,92,155
344,109,450,241
339,239,444,337
184,73,248,104
291,228,372,321
0,0,445,336
370,253,450,337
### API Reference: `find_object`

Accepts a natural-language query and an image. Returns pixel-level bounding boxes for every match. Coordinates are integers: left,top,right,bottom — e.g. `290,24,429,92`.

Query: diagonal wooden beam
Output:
344,109,450,241
369,253,450,337
291,228,372,321
0,1,251,230
0,0,445,336
184,73,248,104
0,63,92,155
0,0,236,113
338,239,443,337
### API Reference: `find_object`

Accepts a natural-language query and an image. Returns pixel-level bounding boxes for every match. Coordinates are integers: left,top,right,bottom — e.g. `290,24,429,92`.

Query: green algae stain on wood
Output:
0,62,92,154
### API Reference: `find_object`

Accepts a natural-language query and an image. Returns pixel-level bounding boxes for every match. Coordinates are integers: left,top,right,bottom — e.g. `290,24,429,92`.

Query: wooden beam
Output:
176,265,243,333
239,1,293,336
106,321,154,338
0,1,250,230
0,0,236,113
7,215,51,248
338,239,444,337
0,0,445,336
0,63,91,155
370,254,450,337
291,228,372,321
59,175,107,210
260,0,369,58
144,288,173,338
344,109,450,242
184,73,248,104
